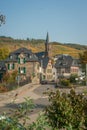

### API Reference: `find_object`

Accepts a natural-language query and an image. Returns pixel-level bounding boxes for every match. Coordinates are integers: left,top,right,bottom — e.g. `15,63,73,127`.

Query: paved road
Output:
0,83,87,123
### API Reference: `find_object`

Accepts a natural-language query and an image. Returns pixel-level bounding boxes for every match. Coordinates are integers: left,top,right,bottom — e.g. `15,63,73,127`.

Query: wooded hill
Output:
0,36,87,58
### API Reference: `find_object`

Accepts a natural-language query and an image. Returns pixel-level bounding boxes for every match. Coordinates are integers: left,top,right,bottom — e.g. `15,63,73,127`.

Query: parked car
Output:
40,80,48,84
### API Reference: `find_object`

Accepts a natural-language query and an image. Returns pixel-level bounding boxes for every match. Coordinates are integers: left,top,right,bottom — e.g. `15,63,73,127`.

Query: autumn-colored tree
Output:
0,47,10,60
79,50,87,73
79,50,87,64
3,70,17,84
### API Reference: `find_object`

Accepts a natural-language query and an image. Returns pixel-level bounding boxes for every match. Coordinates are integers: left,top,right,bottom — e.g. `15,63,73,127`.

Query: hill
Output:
0,36,86,58
64,43,87,50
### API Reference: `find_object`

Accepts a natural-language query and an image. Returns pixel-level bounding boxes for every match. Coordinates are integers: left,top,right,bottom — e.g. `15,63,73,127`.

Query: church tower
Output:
45,32,49,57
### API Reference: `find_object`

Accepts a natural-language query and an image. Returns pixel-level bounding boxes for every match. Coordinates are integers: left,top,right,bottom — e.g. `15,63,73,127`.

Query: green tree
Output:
45,89,87,129
60,79,70,87
69,74,78,84
0,47,10,60
3,70,17,85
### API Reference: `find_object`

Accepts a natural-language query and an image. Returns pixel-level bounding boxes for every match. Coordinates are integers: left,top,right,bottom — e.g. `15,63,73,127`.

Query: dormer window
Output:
20,58,24,64
10,55,13,59
30,55,32,58
18,58,26,64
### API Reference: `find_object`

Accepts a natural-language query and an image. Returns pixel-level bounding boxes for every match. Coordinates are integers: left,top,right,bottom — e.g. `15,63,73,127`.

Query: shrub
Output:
60,79,70,87
45,89,87,129
3,70,17,86
69,74,78,83
0,85,8,92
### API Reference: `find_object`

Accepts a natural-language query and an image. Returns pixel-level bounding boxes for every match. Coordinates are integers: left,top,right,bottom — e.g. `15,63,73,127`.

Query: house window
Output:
10,55,13,59
20,58,24,64
47,69,52,73
18,58,26,64
53,72,55,75
8,63,14,70
30,55,31,58
47,75,52,80
18,67,26,74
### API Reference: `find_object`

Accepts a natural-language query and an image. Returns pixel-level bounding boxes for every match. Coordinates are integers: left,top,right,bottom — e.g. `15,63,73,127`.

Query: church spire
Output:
46,32,49,44
45,32,49,57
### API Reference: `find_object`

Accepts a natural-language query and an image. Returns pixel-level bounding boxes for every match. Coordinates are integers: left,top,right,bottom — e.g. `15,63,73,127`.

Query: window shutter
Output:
18,58,20,64
24,67,26,74
13,63,15,69
8,64,10,70
18,67,20,74
24,58,26,63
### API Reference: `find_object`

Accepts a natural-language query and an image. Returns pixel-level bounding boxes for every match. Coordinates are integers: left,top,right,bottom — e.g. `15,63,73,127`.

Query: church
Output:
35,32,54,82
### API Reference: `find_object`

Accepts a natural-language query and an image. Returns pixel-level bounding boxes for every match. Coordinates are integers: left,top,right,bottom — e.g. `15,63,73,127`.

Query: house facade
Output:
39,57,53,81
54,54,80,80
5,47,39,83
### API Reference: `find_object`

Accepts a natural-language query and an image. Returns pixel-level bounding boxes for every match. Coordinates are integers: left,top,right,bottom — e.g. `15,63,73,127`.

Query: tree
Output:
0,13,5,26
0,47,10,60
79,50,87,64
45,89,87,129
69,74,78,84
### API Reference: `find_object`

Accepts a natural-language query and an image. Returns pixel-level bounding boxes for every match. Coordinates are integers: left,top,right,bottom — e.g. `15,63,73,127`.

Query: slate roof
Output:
41,57,50,69
55,54,73,68
5,47,38,62
72,58,80,67
11,47,32,55
35,51,45,60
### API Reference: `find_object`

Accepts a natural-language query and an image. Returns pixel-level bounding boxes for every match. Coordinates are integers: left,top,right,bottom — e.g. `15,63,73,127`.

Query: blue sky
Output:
0,0,87,45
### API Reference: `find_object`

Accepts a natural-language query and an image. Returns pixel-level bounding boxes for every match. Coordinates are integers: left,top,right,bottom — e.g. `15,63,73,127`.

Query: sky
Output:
0,0,87,45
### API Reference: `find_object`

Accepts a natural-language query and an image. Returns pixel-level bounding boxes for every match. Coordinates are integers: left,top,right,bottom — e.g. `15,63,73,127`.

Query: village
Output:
0,1,87,128
0,33,86,90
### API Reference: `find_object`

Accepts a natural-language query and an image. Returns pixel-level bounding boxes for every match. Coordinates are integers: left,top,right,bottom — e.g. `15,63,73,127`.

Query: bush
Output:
45,89,87,129
69,74,78,84
0,84,8,92
60,79,70,87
